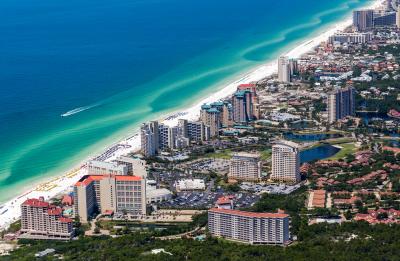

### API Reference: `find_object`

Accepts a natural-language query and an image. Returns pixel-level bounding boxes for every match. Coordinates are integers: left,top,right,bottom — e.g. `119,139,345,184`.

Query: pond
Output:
300,144,341,163
284,132,342,142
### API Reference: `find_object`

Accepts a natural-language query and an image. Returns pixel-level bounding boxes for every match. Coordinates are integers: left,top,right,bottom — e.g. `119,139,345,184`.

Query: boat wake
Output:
61,104,98,117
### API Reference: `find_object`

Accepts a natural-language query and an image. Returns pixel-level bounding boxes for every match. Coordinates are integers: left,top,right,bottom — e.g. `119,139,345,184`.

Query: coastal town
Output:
1,1,400,259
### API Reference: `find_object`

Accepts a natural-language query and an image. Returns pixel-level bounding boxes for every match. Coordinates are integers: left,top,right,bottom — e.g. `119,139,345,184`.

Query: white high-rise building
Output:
271,140,300,183
208,208,290,245
229,152,261,181
278,56,291,82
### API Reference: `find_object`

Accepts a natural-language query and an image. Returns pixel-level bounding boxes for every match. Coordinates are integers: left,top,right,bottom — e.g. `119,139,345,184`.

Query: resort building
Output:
374,12,397,27
87,160,128,176
327,86,356,123
271,140,300,183
353,10,374,31
229,152,261,182
73,174,146,222
232,90,253,124
178,119,210,142
208,208,290,245
20,197,73,240
396,7,400,28
140,121,159,157
328,32,373,44
200,104,221,137
278,56,291,82
221,101,234,127
113,156,147,177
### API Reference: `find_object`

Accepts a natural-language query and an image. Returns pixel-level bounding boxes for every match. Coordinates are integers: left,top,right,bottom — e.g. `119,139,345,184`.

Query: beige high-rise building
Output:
20,198,73,240
327,86,356,124
74,175,146,222
229,152,261,181
397,7,400,28
200,104,220,137
278,56,291,82
271,140,300,183
208,208,290,245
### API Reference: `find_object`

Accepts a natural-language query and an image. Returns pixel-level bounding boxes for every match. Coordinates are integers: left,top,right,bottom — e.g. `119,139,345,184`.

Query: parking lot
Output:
159,191,260,209
240,182,303,194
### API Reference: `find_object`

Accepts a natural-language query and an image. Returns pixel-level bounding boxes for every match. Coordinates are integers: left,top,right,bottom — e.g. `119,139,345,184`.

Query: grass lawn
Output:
206,149,232,159
327,143,357,160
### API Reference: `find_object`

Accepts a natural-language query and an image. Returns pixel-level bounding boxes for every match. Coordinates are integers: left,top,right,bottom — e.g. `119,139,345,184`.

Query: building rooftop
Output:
209,208,289,218
273,140,301,149
22,198,50,208
75,174,142,186
232,152,261,159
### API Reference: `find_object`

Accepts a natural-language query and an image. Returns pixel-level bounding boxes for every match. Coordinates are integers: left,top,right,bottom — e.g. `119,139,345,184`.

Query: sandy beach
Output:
0,0,385,231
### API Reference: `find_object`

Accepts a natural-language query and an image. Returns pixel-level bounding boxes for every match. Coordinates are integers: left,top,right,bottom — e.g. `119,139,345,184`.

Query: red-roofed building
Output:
216,196,234,210
208,208,290,245
20,198,73,240
62,195,74,206
354,208,400,224
74,174,146,222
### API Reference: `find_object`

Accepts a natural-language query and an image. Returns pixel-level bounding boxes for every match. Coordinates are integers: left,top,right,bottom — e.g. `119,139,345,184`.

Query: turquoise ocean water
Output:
0,0,371,203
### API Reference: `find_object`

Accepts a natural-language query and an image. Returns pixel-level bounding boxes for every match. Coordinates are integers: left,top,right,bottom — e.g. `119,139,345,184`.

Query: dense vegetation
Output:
3,221,400,261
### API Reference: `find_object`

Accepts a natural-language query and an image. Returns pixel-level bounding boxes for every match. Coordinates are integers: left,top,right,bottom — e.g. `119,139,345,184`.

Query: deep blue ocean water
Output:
0,0,370,202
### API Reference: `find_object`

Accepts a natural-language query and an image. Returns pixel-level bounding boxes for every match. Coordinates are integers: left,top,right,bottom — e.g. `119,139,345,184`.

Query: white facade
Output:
328,32,373,44
208,208,290,245
278,56,291,82
271,140,300,183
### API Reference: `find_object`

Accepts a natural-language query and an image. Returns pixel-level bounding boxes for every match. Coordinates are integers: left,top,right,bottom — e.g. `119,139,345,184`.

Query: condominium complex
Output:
271,140,300,183
140,121,159,157
229,152,261,181
87,160,128,176
74,174,146,222
20,198,73,240
232,90,253,124
328,32,373,44
374,12,397,27
208,208,290,245
327,86,356,123
178,119,210,142
200,104,221,137
278,56,291,82
397,7,400,28
353,10,374,31
141,119,209,157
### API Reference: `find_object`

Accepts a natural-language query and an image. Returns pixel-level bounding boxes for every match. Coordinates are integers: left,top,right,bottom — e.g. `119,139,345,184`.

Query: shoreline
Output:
0,0,385,230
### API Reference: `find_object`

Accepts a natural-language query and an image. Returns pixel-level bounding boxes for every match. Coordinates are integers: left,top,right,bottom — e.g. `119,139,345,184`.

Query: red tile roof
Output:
75,175,142,186
209,208,289,218
216,196,233,205
47,208,62,216
22,198,50,208
115,176,142,181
